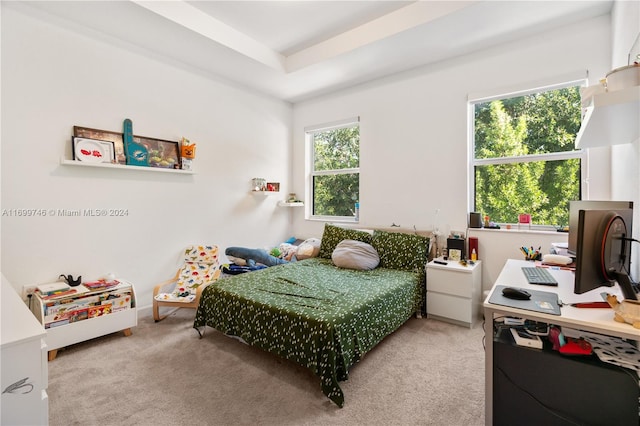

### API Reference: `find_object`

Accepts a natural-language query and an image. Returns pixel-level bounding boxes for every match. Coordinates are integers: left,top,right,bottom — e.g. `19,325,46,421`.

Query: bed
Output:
193,225,431,407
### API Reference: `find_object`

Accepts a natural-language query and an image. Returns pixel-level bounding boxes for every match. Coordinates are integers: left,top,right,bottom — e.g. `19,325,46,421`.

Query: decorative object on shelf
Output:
58,274,82,287
123,118,148,166
180,137,196,170
469,212,482,228
279,193,304,206
136,134,180,169
74,123,182,169
266,182,279,192
74,125,126,164
72,137,115,163
252,178,267,191
518,213,531,230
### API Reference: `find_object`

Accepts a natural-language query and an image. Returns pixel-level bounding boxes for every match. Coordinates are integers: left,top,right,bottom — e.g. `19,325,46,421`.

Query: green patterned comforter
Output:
193,257,422,407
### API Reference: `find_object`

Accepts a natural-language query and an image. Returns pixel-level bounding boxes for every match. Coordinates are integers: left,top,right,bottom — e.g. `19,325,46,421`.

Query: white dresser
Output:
1,275,48,425
426,259,482,328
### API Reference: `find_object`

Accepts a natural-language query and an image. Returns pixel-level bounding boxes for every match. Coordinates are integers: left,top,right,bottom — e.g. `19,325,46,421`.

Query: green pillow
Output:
371,230,430,273
318,224,373,259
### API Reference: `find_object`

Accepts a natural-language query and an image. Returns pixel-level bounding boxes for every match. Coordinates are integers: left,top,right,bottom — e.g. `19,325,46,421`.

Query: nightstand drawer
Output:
427,268,474,298
427,292,472,323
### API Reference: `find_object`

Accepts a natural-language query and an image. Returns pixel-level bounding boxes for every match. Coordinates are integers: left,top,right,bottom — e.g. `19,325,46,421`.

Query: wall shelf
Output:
278,201,304,207
60,158,195,174
251,190,279,195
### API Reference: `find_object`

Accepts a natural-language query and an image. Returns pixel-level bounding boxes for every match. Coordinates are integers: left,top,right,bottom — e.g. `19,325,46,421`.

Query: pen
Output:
571,302,610,308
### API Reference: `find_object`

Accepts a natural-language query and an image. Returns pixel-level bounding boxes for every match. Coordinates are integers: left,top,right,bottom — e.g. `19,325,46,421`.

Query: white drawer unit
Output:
426,259,482,328
2,276,49,425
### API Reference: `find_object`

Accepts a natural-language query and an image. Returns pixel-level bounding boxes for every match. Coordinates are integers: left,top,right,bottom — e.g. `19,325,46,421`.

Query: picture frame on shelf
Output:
72,137,116,164
266,182,280,192
134,136,180,169
74,126,126,164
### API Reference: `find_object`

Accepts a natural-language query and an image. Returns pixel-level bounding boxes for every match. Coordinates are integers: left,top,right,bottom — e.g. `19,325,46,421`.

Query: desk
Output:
483,259,640,425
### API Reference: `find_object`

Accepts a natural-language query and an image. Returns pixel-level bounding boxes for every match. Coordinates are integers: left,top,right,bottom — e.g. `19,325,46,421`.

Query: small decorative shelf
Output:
60,158,195,174
251,190,279,195
278,201,304,207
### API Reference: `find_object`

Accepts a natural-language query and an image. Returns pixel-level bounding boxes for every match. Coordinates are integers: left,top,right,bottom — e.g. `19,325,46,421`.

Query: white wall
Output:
291,15,612,286
0,4,293,306
610,0,640,280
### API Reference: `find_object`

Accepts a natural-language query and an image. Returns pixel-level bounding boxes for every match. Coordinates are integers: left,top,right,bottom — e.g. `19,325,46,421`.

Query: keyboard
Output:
521,267,558,286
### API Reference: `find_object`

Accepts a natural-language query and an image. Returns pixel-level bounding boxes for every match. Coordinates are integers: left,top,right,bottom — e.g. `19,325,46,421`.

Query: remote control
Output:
434,260,448,265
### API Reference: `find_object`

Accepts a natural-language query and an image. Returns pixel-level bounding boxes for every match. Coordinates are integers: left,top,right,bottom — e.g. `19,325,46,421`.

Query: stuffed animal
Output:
604,293,640,329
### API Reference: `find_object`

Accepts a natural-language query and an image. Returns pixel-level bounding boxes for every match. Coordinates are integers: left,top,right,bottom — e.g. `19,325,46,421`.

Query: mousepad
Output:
489,285,561,315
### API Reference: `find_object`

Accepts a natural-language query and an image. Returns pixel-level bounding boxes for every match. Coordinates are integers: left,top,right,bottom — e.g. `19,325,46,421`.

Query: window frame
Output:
305,117,360,222
468,78,588,230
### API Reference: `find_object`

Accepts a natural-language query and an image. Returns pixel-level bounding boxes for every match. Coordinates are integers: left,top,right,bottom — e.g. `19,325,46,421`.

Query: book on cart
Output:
37,282,72,296
82,279,120,291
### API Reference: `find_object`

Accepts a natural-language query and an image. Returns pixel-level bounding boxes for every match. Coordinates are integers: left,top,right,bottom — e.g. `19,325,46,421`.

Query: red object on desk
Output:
469,237,478,259
571,302,611,308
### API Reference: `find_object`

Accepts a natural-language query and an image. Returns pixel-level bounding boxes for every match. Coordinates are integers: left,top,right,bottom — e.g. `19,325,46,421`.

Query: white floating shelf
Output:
60,158,195,174
278,201,304,207
251,190,279,195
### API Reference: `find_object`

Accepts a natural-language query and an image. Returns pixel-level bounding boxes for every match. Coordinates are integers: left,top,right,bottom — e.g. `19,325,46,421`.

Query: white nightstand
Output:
426,259,482,328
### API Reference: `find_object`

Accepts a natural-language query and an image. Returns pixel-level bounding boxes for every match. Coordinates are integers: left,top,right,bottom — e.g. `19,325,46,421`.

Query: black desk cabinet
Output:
493,330,639,426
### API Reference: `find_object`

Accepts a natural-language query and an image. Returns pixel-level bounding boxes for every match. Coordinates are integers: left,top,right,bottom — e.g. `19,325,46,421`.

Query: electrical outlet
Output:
22,285,37,301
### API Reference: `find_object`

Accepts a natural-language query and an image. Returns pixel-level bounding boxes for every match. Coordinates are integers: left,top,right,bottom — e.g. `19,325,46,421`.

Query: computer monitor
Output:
568,200,634,255
574,207,633,294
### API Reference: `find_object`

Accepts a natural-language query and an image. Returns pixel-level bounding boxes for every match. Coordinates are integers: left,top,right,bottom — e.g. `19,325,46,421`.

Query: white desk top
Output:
484,259,639,341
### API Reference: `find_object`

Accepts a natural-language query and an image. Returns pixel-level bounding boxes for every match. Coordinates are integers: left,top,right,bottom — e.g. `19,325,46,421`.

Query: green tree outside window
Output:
309,125,360,218
473,85,582,227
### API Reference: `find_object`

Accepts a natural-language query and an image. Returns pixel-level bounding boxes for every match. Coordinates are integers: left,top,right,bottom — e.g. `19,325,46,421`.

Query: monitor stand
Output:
613,271,640,301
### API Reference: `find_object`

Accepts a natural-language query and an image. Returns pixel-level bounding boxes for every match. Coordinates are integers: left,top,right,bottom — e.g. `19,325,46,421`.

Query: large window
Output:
306,118,360,220
470,81,585,228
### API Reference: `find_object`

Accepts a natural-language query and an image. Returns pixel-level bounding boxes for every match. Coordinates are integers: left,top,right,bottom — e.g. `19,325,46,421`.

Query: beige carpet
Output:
48,309,485,426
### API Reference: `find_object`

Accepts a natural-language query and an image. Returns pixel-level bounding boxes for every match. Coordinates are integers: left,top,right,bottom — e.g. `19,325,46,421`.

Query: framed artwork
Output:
72,137,115,163
73,126,180,168
134,135,180,169
266,182,280,192
74,126,125,164
448,249,462,261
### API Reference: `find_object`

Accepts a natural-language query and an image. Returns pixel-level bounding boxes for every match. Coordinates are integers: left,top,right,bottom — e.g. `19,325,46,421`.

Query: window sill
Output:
467,227,565,236
307,216,358,223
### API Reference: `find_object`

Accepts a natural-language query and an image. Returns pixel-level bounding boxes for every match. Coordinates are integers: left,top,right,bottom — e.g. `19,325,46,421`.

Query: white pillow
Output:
297,238,321,260
332,240,380,270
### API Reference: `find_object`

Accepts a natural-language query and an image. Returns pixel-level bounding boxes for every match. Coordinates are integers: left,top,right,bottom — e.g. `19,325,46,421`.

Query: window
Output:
470,81,585,228
306,118,360,220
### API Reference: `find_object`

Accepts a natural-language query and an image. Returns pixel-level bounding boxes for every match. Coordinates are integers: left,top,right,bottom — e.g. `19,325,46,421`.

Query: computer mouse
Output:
502,287,531,300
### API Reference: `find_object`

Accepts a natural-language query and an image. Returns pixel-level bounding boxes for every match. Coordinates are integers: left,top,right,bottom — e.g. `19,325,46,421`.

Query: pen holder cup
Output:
524,253,542,261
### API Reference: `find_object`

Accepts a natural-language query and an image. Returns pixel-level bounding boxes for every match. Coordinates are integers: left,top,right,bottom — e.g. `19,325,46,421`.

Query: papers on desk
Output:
558,284,624,306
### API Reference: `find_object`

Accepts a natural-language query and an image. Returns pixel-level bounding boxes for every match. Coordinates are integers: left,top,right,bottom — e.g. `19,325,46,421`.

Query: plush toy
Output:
270,247,282,258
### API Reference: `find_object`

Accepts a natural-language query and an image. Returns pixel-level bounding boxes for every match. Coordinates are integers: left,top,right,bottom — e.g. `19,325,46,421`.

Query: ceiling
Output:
17,1,613,103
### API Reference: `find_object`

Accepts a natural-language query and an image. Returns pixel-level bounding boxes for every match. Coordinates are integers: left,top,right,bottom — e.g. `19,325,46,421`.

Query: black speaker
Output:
469,212,482,228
